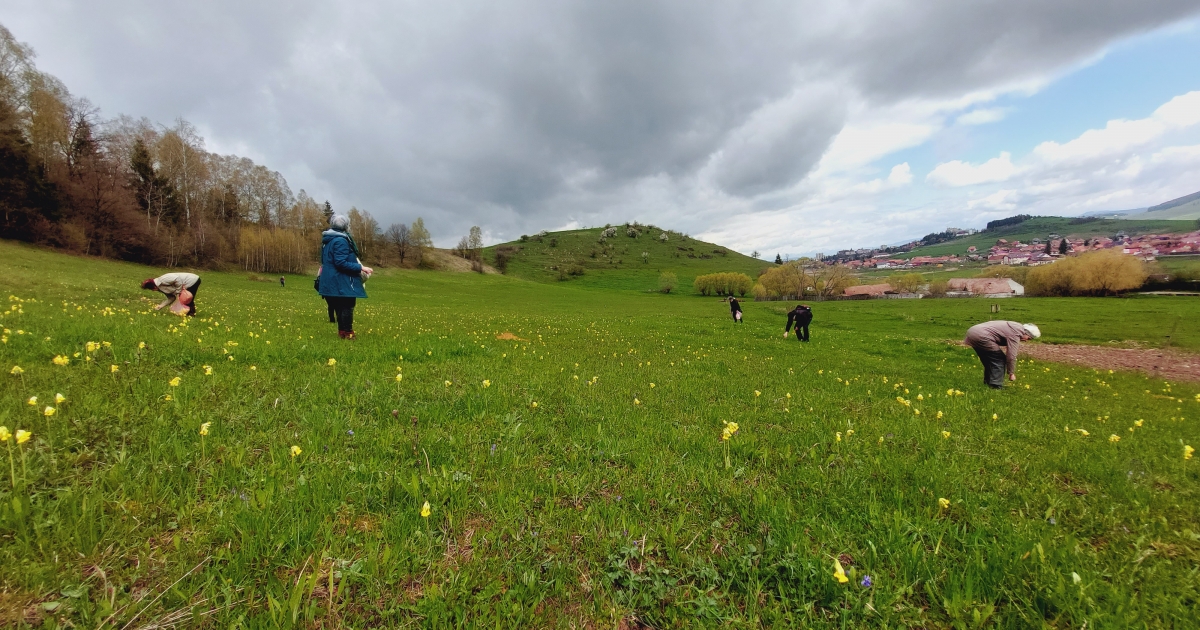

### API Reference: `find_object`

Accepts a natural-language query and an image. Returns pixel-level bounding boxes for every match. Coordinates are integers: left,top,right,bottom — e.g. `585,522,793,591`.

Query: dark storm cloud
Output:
4,0,1199,244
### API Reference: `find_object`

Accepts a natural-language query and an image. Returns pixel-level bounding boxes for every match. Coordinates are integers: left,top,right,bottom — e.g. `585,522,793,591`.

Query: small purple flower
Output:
860,575,873,588
347,429,354,437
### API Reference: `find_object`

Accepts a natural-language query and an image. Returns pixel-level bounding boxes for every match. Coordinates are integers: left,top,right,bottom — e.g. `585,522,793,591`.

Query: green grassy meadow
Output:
1,240,1199,628
897,217,1197,260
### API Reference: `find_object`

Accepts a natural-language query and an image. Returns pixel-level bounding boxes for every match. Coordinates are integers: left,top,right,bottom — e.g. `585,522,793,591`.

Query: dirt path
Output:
1021,343,1200,383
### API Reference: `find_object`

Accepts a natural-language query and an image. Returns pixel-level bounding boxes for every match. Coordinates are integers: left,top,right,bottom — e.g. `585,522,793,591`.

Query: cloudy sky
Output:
4,1,1200,255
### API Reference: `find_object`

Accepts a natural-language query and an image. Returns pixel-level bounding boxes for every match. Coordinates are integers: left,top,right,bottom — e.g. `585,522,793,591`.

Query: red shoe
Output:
338,330,355,339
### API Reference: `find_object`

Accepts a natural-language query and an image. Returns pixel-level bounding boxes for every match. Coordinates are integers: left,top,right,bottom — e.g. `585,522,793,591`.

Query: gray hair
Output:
329,214,350,231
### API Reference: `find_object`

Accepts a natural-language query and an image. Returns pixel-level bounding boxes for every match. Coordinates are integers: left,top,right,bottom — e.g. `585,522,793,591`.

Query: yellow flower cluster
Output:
721,421,739,441
52,355,69,366
1,427,32,444
290,445,302,458
9,365,22,375
200,422,211,436
169,377,182,387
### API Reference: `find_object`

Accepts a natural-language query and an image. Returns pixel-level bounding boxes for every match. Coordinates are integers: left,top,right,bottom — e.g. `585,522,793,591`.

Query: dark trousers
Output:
184,279,200,316
794,324,809,341
326,296,356,332
324,297,336,322
974,347,1007,388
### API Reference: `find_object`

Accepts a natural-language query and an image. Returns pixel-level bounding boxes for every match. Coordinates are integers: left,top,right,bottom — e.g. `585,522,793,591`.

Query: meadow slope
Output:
0,241,1197,628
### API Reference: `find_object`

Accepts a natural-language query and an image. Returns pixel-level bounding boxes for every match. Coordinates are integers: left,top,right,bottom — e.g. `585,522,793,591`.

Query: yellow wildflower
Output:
1077,429,1089,437
290,445,302,458
16,429,31,444
204,365,213,375
936,411,943,419
52,355,69,366
55,393,66,405
938,497,950,510
138,341,146,349
110,364,119,373
169,377,181,387
200,422,211,436
1134,419,1143,427
1184,445,1193,460
634,398,641,405
649,383,655,388
917,394,924,401
421,501,431,518
832,558,849,584
482,380,491,388
992,414,998,420
27,396,37,406
835,432,842,442
531,401,538,408
942,431,950,439
846,429,854,437
0,426,9,441
327,358,337,366
1108,434,1120,443
754,390,761,397
395,373,403,382
9,365,22,375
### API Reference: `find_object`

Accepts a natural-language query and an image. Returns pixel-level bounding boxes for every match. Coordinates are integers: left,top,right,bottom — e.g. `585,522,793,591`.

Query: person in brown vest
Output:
964,321,1040,388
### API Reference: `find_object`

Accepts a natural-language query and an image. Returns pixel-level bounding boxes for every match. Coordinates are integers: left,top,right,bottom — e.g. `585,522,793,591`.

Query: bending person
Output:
142,272,201,316
964,320,1040,388
784,304,812,342
729,296,743,323
318,215,373,339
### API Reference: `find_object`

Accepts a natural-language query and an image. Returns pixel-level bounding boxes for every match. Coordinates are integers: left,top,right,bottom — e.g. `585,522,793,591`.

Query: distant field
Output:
1,241,1198,628
483,227,770,292
896,216,1196,259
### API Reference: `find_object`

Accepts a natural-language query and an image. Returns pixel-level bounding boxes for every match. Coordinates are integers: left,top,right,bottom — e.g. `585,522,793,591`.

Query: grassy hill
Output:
482,225,771,292
896,216,1197,259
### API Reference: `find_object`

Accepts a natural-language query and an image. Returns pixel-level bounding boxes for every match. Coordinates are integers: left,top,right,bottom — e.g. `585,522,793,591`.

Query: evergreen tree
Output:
1044,241,1052,255
775,253,783,265
1059,238,1069,255
322,200,333,223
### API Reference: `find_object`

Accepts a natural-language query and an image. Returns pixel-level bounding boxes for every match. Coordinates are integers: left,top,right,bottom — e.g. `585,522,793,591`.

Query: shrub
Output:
888,273,923,294
549,238,558,248
926,279,950,297
626,227,639,238
694,272,753,296
493,245,518,273
658,271,678,294
1026,249,1147,296
602,227,617,238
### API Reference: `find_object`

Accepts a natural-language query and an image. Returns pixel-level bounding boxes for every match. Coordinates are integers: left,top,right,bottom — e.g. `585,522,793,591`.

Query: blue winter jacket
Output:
318,230,367,298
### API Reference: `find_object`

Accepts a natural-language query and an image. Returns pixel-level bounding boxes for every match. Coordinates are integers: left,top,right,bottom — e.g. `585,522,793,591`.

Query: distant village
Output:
825,229,1200,270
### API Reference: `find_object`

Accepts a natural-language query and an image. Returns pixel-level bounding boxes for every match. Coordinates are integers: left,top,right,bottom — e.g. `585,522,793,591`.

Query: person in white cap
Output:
963,321,1040,388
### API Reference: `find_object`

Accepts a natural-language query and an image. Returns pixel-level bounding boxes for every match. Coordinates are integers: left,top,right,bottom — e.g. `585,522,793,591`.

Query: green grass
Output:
897,217,1197,259
1,240,1199,628
483,226,771,292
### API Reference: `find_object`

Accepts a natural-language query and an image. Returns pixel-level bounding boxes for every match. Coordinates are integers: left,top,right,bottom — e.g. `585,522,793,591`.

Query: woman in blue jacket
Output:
318,215,373,339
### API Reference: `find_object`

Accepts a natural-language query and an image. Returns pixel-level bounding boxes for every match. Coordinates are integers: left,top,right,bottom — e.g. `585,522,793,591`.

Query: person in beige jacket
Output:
141,272,201,316
964,320,1040,388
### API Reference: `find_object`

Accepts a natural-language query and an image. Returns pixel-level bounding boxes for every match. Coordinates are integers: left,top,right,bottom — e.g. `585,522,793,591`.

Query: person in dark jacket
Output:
728,297,743,323
964,321,1040,388
318,215,373,339
784,304,812,341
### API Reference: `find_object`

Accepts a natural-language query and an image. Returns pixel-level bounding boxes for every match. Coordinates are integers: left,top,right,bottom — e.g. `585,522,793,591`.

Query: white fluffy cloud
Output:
927,152,1021,187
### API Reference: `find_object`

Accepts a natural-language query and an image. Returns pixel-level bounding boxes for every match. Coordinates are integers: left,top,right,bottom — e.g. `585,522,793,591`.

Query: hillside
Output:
896,216,1196,259
483,225,770,292
1137,191,1200,220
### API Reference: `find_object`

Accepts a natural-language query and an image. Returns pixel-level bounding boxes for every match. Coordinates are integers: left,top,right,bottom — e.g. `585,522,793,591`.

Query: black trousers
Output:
794,324,809,341
326,296,356,332
974,347,1007,388
324,297,336,322
184,279,200,316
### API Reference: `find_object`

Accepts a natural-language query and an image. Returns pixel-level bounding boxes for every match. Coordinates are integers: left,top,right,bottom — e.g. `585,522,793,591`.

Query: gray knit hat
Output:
329,214,350,231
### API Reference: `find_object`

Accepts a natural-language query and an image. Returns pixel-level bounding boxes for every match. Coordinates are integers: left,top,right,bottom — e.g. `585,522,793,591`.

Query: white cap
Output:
1023,323,1041,339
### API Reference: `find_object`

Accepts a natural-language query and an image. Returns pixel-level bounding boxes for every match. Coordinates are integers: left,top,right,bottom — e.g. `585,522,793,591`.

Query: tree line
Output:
0,24,437,273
